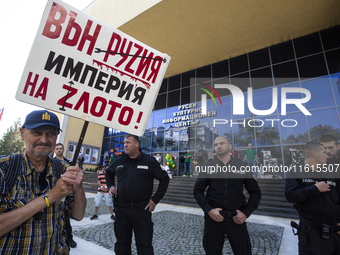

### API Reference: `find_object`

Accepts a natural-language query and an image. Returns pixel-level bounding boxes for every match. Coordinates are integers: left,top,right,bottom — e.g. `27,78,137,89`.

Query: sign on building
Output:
16,0,171,136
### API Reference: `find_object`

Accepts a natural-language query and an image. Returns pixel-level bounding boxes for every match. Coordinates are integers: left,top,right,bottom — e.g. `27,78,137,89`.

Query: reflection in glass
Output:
140,133,152,153
282,145,304,168
146,112,154,130
102,138,110,154
257,146,283,178
255,118,280,146
152,129,164,152
166,106,180,129
195,100,213,125
194,125,215,150
232,91,253,120
277,83,302,114
179,128,190,151
99,27,340,175
213,96,232,137
113,136,119,145
300,77,335,110
307,108,340,141
164,129,179,151
251,87,278,117
330,73,340,106
280,112,308,144
233,121,255,147
153,109,166,129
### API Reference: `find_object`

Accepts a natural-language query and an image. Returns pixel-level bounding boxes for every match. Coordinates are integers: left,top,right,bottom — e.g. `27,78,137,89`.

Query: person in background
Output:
90,166,115,221
103,155,110,168
245,143,259,179
110,154,115,164
211,150,217,160
162,162,172,179
78,154,84,170
196,145,208,168
54,143,77,248
183,150,192,177
154,154,161,163
230,144,240,159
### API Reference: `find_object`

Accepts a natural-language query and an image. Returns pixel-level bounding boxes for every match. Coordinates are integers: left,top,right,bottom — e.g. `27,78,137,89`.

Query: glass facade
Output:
102,25,340,177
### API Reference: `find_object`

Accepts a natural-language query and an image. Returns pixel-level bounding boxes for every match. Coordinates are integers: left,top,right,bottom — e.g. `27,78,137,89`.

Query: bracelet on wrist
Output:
42,193,50,208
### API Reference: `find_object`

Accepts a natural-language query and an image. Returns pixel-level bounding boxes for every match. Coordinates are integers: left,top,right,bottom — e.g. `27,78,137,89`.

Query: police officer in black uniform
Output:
106,134,169,255
285,141,340,255
193,136,261,255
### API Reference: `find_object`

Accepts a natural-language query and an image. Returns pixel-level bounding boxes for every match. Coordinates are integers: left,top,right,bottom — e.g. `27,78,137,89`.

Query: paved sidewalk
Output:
70,193,298,255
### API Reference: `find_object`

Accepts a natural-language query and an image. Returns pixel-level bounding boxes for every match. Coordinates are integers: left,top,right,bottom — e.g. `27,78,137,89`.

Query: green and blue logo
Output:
199,82,222,107
199,83,222,114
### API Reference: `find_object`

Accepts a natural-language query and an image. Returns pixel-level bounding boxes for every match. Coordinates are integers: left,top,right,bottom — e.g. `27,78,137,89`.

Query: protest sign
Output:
16,0,171,136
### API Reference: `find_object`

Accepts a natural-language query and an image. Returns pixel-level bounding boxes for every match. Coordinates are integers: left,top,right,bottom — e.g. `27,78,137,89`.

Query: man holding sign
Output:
0,110,86,254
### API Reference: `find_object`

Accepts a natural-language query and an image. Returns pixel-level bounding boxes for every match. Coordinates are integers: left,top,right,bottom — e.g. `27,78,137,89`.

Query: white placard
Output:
16,0,171,136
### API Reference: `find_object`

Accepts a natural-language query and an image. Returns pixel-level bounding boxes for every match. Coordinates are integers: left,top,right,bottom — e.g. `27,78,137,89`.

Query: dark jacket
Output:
193,157,261,218
285,165,340,225
196,150,208,163
106,152,169,204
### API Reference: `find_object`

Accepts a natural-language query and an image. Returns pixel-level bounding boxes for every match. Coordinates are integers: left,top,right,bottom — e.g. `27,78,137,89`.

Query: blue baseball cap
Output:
22,110,61,131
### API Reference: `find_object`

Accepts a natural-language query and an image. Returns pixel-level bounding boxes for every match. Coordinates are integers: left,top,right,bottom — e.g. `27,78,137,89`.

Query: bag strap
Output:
6,154,22,192
50,158,66,180
3,155,66,194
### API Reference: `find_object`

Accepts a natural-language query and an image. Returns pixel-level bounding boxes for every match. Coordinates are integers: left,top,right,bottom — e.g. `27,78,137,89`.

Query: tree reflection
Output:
282,124,340,143
231,120,280,147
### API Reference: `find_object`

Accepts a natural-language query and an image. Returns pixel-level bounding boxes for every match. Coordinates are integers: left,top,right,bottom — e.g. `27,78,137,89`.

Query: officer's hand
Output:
315,181,330,193
337,223,340,236
208,208,224,222
145,199,156,212
232,210,247,225
61,166,84,191
109,186,117,197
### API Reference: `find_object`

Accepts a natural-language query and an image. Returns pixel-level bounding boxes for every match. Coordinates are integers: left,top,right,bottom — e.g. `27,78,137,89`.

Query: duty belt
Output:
117,201,148,208
219,210,237,218
299,217,340,232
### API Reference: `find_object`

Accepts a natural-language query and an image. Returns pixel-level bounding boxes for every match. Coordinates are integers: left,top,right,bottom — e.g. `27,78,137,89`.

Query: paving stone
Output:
73,198,284,254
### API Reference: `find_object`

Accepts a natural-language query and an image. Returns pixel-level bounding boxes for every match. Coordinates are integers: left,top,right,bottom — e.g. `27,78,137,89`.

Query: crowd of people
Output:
2,110,340,254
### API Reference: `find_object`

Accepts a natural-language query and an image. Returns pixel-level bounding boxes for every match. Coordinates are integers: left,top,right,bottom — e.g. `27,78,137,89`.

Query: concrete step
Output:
83,172,297,219
256,205,298,219
259,199,294,208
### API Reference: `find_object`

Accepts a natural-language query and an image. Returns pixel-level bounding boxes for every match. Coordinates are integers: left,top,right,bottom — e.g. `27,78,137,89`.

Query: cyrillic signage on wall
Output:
162,103,217,127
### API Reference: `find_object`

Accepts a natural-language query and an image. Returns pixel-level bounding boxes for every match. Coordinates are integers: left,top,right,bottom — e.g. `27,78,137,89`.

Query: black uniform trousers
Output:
203,213,252,255
298,223,340,255
114,206,154,255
